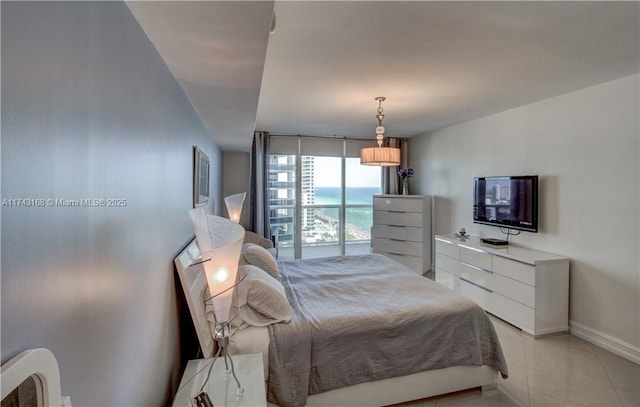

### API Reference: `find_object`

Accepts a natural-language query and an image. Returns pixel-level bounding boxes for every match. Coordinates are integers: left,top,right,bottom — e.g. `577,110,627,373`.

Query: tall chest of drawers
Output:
372,195,431,274
435,234,570,337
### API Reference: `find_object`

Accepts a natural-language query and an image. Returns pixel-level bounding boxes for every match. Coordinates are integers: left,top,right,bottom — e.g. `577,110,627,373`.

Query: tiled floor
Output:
397,316,640,407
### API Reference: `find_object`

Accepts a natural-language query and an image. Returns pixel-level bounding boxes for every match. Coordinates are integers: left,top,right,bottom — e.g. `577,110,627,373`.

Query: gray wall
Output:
411,74,639,359
222,151,251,228
1,2,222,405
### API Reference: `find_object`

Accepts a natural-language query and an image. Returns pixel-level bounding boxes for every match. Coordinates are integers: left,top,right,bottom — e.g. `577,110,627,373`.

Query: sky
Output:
313,156,381,187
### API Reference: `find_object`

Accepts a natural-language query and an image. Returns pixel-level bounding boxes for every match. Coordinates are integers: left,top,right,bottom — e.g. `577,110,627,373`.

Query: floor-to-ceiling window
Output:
344,157,380,255
268,136,381,259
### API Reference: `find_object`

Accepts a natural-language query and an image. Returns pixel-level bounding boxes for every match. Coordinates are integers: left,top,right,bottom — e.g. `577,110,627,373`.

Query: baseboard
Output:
570,320,640,364
530,325,569,338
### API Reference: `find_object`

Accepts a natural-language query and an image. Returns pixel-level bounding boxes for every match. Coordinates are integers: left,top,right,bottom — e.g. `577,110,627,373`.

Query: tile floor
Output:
397,316,640,407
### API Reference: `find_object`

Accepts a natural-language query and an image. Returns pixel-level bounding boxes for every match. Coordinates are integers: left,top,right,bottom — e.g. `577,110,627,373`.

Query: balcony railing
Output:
270,216,294,225
268,198,296,206
278,241,372,260
269,164,296,171
268,201,374,260
268,181,296,189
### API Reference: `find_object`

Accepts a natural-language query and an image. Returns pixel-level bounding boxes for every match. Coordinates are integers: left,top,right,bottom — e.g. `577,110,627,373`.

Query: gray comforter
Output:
267,254,508,407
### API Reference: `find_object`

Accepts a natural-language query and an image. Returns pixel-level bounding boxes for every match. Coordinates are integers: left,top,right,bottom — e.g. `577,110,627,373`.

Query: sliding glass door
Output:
344,157,380,255
268,137,381,260
301,156,342,259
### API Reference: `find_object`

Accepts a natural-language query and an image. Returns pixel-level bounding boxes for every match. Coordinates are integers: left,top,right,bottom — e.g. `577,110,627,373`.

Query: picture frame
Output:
193,146,210,208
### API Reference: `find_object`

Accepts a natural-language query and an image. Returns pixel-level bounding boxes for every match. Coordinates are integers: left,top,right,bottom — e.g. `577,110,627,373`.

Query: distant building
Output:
267,155,317,247
301,156,315,229
267,155,295,247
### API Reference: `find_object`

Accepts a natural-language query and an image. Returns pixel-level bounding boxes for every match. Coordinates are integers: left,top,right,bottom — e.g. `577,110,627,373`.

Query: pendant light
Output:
360,96,401,166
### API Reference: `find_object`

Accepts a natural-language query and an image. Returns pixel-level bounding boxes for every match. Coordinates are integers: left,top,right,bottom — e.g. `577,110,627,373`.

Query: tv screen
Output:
473,175,538,233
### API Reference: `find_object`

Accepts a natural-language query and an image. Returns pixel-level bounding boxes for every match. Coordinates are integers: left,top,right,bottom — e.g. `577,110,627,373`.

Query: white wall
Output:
410,74,639,359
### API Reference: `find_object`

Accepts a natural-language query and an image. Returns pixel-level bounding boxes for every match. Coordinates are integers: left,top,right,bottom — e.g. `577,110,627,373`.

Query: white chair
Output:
1,348,71,407
243,231,277,258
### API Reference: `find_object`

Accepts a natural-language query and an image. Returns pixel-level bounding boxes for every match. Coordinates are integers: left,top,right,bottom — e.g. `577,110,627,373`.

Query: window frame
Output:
268,137,381,259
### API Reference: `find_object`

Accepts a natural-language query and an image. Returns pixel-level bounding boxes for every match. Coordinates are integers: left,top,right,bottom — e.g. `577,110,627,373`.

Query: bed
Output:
175,238,507,407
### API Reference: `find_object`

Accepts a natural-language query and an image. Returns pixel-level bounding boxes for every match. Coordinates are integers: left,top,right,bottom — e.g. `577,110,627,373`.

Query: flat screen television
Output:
473,175,538,233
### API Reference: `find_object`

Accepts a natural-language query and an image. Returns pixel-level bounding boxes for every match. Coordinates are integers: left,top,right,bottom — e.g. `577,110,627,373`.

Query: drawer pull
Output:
460,277,493,293
389,238,405,242
461,261,493,274
388,225,406,228
388,210,406,213
460,244,487,254
388,252,406,257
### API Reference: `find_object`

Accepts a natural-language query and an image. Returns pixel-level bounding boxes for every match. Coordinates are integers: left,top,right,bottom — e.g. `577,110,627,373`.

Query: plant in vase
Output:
398,168,414,195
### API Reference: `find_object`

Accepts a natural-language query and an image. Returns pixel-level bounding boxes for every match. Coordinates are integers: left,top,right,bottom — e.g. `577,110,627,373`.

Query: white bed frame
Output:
175,239,498,406
1,348,71,407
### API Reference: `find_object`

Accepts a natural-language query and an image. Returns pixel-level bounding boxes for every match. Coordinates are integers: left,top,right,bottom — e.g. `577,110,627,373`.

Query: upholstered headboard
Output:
174,238,215,358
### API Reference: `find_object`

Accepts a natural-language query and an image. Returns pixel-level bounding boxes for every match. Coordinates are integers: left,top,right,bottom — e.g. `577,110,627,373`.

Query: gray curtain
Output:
382,137,409,194
250,131,270,238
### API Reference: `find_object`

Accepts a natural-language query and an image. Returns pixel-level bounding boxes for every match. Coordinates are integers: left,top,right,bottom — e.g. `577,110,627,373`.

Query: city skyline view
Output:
268,154,381,259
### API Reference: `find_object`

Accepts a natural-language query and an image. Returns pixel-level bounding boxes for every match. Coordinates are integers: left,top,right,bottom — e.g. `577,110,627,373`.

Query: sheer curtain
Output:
382,138,409,194
250,131,270,237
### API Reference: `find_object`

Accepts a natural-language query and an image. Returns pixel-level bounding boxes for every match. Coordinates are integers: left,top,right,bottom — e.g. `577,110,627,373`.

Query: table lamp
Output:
188,208,246,397
224,192,246,224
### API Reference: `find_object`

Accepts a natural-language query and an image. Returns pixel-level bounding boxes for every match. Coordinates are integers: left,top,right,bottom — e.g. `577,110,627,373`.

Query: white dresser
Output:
372,195,431,274
435,234,570,337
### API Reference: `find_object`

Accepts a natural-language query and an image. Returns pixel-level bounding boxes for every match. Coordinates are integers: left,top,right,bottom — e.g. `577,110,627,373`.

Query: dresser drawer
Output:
373,238,422,257
373,197,423,213
374,210,423,227
493,255,535,286
460,246,492,271
379,252,423,274
492,273,535,308
372,224,423,242
435,252,460,275
435,238,460,258
458,262,493,290
435,268,458,290
458,278,535,331
457,262,534,308
487,292,535,332
458,276,492,308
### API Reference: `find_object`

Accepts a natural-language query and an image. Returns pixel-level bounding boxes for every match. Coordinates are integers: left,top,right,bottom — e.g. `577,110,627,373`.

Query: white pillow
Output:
238,243,253,266
235,265,292,327
242,243,279,277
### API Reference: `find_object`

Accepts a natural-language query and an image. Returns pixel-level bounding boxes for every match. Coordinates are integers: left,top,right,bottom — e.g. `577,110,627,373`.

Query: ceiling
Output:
126,1,274,151
129,1,639,152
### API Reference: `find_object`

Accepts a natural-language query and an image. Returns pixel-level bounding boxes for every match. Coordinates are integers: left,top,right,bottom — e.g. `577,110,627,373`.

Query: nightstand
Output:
172,353,266,407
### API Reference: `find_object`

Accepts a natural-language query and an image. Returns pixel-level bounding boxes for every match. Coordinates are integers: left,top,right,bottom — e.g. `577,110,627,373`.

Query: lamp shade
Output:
224,192,246,223
360,146,401,166
189,208,245,323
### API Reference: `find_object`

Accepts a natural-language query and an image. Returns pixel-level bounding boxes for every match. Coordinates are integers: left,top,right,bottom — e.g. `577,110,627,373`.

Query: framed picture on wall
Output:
193,146,210,208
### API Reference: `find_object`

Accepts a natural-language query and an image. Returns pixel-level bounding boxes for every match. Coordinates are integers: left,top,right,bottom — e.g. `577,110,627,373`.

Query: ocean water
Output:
314,186,380,205
314,187,380,231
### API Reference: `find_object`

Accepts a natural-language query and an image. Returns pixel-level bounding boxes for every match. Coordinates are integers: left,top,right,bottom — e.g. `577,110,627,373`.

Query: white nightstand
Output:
172,353,266,407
